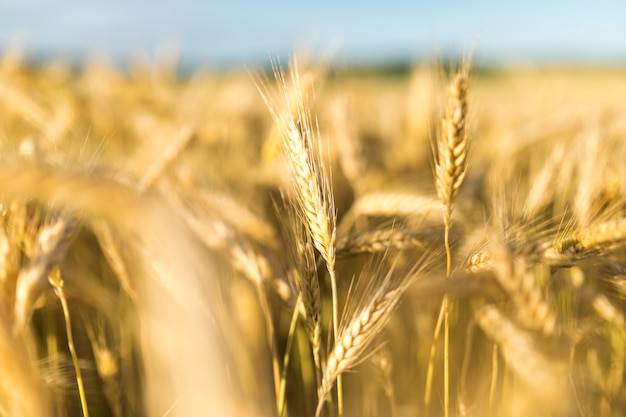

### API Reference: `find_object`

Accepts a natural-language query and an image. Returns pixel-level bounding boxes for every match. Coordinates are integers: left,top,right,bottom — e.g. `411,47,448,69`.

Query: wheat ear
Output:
493,246,556,335
554,217,626,256
316,277,407,417
475,303,569,400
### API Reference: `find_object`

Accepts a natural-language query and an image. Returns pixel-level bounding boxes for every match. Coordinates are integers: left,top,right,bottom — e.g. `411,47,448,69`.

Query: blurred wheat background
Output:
1,2,626,417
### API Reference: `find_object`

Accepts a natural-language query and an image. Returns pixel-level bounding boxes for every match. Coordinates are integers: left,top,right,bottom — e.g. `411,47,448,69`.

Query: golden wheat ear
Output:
435,62,470,225
315,253,433,417
258,56,345,414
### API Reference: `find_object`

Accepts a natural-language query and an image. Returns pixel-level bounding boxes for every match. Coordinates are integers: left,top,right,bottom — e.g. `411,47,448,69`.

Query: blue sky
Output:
1,1,625,68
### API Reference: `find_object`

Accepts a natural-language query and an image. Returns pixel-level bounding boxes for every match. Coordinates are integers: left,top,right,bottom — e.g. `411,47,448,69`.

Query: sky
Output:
1,1,625,69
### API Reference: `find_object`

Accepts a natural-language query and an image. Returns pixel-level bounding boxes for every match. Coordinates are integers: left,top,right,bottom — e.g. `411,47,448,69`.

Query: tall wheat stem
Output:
278,294,303,417
49,266,90,417
443,214,452,417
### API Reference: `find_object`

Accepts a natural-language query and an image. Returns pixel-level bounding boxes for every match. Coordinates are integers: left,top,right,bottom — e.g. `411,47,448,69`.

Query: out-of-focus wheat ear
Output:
551,217,626,258
348,191,443,225
91,220,136,299
0,307,51,417
474,303,572,413
466,250,493,272
591,293,626,398
337,228,442,258
14,214,80,330
493,245,557,335
166,178,292,303
138,124,194,191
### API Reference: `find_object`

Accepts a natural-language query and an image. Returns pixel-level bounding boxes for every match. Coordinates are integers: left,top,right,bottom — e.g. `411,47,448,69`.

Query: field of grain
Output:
0,49,625,417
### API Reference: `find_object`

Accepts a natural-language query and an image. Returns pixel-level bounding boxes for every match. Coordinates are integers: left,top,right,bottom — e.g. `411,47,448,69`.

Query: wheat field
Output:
0,48,625,417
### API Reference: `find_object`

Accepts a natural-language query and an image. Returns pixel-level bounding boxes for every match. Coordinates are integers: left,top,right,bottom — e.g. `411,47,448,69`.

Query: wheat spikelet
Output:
179,176,280,250
138,123,194,191
426,61,471,417
466,251,493,272
493,246,557,335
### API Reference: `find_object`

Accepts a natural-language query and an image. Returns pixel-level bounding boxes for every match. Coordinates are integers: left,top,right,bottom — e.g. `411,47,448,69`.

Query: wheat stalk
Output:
48,266,90,417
